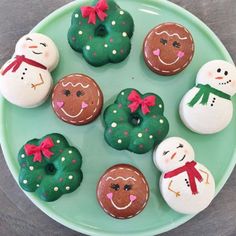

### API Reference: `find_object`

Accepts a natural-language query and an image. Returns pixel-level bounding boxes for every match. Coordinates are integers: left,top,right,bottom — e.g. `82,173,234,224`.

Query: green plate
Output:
0,0,235,235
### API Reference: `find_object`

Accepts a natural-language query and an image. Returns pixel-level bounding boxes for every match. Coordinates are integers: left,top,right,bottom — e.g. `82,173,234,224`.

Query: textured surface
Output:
0,0,236,235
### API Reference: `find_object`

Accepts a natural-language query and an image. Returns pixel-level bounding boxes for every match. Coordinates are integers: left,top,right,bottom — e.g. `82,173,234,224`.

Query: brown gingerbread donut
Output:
143,22,194,75
52,74,103,125
97,164,149,219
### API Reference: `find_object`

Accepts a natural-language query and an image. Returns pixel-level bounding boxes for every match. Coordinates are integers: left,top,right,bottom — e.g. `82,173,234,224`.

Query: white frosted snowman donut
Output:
0,33,59,108
153,137,215,214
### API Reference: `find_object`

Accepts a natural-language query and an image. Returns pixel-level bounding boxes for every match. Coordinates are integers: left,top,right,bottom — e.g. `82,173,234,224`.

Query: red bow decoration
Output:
81,0,109,24
164,161,203,195
128,90,156,115
24,137,54,163
1,55,47,76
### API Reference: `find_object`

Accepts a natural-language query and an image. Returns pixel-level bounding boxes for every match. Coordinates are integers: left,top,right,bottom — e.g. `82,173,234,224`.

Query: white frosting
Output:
179,60,236,134
153,137,215,214
0,33,59,108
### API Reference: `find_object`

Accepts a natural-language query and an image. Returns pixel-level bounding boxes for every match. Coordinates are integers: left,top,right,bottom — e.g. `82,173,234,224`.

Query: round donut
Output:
52,74,103,125
103,88,169,154
67,0,134,67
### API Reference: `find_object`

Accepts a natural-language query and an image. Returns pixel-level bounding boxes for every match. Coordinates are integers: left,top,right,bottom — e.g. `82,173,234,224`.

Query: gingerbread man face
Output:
143,23,194,75
154,137,195,172
97,164,149,219
52,74,103,125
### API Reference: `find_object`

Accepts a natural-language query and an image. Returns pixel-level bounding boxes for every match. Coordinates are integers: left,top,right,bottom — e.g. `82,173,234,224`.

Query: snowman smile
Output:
178,154,186,162
32,51,43,55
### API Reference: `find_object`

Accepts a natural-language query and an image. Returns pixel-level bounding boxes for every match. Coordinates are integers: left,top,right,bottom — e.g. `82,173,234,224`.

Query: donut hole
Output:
95,24,108,37
45,163,57,175
129,114,142,126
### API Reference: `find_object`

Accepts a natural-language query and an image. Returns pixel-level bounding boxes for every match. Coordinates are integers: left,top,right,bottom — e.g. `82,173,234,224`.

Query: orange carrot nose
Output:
215,76,223,80
29,45,38,48
171,152,177,160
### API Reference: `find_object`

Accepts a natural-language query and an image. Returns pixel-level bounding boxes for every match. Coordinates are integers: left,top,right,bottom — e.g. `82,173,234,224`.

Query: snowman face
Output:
196,60,236,96
153,137,194,172
14,33,59,71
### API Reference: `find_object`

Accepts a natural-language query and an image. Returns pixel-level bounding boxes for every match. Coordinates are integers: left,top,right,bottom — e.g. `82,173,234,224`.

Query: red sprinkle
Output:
110,38,113,43
118,104,122,108
145,128,149,132
93,52,97,57
72,160,77,164
59,178,64,182
139,144,144,149
124,131,129,136
72,36,76,41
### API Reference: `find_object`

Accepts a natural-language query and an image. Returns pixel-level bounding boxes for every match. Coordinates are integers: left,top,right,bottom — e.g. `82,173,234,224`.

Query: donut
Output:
18,133,83,202
67,0,134,67
97,164,149,219
143,22,194,75
103,88,169,154
52,74,103,125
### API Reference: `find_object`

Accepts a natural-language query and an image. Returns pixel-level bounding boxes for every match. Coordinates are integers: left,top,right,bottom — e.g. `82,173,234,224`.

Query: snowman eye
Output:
163,150,169,155
224,71,228,76
217,68,221,73
26,37,33,41
111,183,120,191
40,42,47,47
177,144,183,148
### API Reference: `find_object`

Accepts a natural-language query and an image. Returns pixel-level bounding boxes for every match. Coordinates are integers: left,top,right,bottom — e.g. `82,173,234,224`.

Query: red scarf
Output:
164,161,203,195
1,55,47,76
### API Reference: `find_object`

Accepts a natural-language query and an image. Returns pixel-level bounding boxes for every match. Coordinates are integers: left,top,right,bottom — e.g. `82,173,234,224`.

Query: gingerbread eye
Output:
124,184,132,191
160,38,167,45
64,90,71,96
173,41,180,48
177,144,183,148
111,184,120,191
163,150,169,156
76,90,84,97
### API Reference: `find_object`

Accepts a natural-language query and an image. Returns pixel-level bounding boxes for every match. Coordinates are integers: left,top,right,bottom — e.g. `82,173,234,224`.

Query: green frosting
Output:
18,133,83,202
103,89,169,154
68,0,134,66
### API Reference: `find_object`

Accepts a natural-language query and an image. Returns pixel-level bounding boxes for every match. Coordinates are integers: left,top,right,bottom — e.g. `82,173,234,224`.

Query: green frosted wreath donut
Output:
104,89,169,154
68,0,134,66
18,133,83,202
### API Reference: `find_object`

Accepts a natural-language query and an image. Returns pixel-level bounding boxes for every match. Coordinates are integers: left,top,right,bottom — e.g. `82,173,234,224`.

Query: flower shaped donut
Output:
104,88,169,154
18,133,83,202
68,0,134,66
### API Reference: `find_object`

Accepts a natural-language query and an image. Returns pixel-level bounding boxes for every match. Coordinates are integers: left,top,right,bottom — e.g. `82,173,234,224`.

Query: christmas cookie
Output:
179,60,236,134
104,88,169,154
97,164,149,219
18,133,83,202
143,22,194,75
52,74,103,125
153,137,215,214
68,0,134,67
0,33,59,108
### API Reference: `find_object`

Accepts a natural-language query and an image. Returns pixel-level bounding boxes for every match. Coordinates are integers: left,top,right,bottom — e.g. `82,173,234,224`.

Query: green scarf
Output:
188,84,231,107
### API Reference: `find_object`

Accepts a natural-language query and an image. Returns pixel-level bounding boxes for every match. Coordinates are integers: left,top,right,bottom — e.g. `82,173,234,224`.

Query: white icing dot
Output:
21,154,25,158
118,139,122,144
29,166,34,171
112,50,117,55
149,135,153,139
78,31,83,35
36,184,40,187
113,110,117,114
86,45,90,50
138,133,143,138
66,186,70,191
54,187,59,192
104,44,108,48
75,13,79,18
111,122,117,128
121,92,125,95
61,157,65,162
69,150,72,154
120,10,124,15
111,21,116,25
160,119,164,124
23,180,28,184
56,140,60,144
122,32,127,37
159,104,162,108
69,175,73,180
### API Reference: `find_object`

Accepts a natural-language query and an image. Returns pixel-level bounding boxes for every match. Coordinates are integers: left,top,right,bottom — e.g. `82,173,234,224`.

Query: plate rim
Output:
0,0,235,235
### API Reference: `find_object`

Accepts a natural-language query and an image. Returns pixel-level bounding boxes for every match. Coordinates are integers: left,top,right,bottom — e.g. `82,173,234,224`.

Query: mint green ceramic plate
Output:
0,0,236,235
